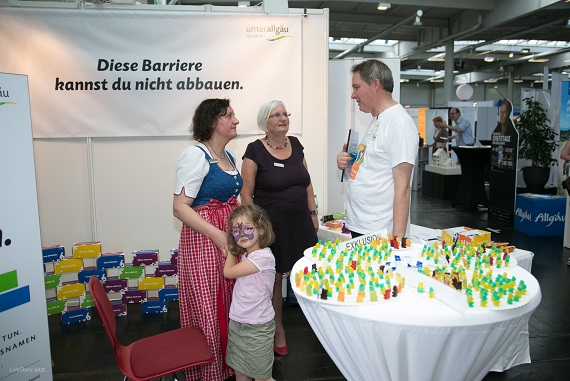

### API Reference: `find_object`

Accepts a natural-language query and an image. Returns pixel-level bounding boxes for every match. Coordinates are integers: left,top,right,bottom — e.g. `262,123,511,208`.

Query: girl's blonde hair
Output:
227,204,275,256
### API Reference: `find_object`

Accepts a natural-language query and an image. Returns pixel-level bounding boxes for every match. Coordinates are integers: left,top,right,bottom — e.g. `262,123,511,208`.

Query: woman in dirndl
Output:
173,98,242,381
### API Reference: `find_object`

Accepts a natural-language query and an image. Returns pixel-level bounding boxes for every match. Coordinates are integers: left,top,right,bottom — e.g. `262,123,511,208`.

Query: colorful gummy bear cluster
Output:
416,282,436,299
418,265,468,291
420,241,512,271
307,238,394,265
294,260,405,304
416,243,526,308
387,234,411,249
466,270,527,308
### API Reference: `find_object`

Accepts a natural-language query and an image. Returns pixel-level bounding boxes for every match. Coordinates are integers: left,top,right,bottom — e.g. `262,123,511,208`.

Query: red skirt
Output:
178,196,238,381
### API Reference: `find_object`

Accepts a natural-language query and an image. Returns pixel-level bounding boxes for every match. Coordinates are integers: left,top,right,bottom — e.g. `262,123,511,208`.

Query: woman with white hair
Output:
240,100,318,357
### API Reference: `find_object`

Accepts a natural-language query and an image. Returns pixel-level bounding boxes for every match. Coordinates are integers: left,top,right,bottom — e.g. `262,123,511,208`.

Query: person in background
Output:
240,100,318,357
431,115,449,155
173,98,242,381
224,204,276,381
336,59,418,239
435,107,474,146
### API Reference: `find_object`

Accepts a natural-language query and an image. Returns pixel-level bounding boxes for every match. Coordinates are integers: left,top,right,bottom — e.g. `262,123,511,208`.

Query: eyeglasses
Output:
269,112,291,120
230,223,257,241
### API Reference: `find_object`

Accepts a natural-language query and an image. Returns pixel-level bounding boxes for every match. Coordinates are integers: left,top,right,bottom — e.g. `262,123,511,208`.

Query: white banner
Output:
0,8,303,138
0,72,53,380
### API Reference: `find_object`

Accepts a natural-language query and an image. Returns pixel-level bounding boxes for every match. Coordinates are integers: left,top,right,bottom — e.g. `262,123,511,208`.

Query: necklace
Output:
205,141,226,161
264,135,289,150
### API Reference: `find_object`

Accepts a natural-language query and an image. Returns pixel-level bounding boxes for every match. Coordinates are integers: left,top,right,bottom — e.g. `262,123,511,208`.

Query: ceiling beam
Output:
483,0,562,29
175,0,496,10
321,0,496,11
329,12,448,28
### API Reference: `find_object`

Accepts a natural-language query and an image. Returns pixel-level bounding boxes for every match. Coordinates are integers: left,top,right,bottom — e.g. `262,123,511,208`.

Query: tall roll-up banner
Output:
0,73,53,380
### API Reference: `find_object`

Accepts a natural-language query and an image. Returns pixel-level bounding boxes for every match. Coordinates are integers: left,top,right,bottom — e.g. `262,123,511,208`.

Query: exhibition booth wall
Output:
0,4,329,263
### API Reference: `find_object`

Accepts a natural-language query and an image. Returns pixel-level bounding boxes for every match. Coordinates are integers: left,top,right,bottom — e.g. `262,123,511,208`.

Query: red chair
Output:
89,275,213,381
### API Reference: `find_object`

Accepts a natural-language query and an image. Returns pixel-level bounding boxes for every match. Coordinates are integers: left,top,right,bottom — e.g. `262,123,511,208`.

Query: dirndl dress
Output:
178,197,238,381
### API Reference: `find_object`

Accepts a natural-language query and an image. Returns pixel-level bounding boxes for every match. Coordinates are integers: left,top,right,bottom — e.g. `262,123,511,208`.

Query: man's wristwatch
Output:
310,210,317,216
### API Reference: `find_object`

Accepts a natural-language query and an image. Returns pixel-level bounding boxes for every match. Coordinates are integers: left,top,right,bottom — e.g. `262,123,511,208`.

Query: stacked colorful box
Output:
42,245,81,323
44,244,181,321
131,250,163,314
58,242,103,324
97,252,129,316
44,242,113,323
131,249,179,313
42,245,64,275
53,256,86,322
72,241,102,259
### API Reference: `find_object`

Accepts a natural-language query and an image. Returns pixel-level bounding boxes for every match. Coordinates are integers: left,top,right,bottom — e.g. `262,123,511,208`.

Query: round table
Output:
292,254,541,381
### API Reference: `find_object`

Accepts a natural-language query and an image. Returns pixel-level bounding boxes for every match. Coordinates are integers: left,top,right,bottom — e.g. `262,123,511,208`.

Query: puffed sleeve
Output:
173,146,209,198
243,141,258,162
247,248,276,272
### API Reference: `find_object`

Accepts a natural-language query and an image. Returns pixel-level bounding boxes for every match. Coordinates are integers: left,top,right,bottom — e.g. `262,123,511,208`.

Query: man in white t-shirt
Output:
336,59,418,238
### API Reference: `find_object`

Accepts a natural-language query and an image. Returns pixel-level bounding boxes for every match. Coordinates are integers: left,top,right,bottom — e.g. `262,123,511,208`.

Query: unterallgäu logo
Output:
245,24,293,40
1,84,16,106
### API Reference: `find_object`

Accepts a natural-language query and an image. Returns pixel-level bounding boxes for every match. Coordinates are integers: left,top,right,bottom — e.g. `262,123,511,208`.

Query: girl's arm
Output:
224,254,259,279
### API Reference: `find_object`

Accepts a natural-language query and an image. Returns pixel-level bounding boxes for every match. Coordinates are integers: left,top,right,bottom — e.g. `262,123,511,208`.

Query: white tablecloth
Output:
296,225,541,381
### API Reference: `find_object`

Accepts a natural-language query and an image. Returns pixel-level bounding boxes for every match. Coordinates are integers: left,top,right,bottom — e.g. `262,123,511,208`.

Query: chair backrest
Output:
88,275,119,349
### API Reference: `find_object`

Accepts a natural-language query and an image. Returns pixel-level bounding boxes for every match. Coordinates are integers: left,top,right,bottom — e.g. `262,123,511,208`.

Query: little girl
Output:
224,204,276,381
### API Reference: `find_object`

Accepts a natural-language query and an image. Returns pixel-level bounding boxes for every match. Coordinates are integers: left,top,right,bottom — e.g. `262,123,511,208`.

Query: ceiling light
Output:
377,3,391,11
509,52,514,58
484,55,495,62
521,48,530,54
414,10,423,26
237,1,249,7
430,79,444,83
528,57,549,63
514,79,524,83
